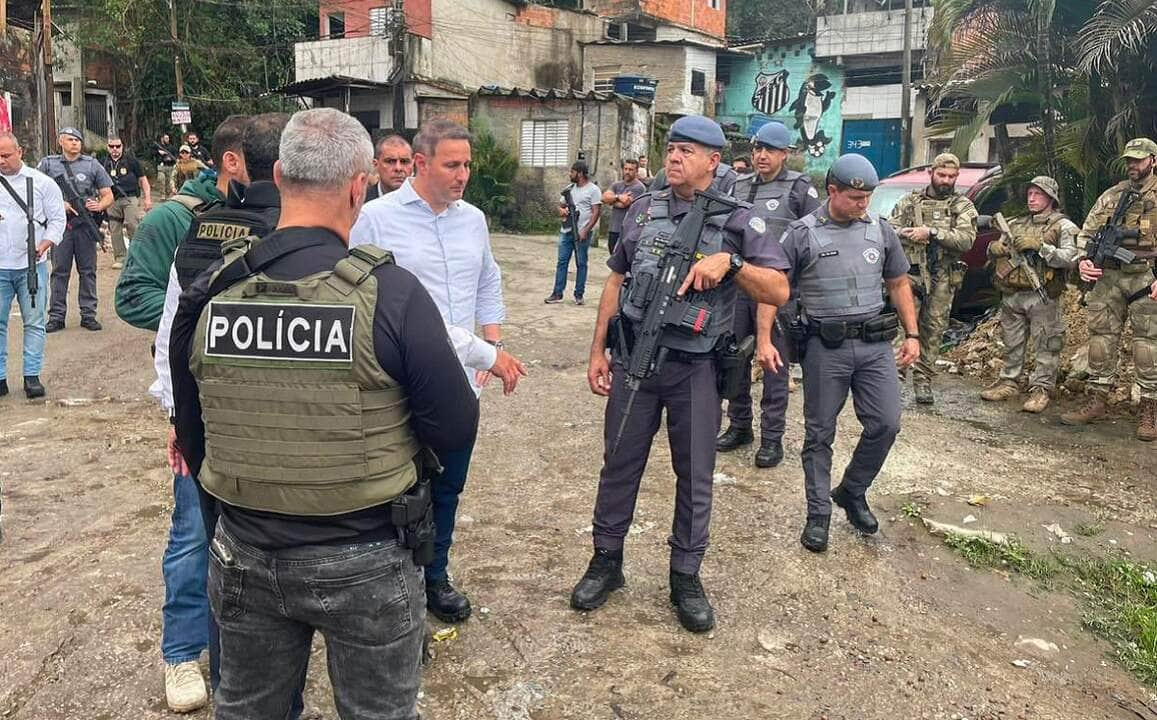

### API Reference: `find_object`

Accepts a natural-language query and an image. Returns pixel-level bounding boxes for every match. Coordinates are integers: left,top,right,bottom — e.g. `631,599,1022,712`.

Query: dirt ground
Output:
1,233,1155,720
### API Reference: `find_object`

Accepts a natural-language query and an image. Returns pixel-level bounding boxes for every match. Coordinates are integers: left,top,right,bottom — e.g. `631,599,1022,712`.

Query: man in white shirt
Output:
350,118,527,623
0,132,66,398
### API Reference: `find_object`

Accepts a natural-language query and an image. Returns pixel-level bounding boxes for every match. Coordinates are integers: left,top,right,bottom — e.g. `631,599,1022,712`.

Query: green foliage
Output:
463,120,518,230
725,0,827,43
1073,522,1105,537
943,534,1060,582
900,502,922,519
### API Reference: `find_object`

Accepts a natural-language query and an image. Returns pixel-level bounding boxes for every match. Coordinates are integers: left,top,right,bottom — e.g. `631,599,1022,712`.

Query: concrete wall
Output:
815,6,932,57
716,40,844,172
295,37,396,84
0,27,41,153
584,43,713,116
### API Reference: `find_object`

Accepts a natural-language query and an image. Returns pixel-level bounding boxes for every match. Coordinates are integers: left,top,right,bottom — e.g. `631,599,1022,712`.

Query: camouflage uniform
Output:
1065,142,1157,440
985,188,1079,401
888,173,978,399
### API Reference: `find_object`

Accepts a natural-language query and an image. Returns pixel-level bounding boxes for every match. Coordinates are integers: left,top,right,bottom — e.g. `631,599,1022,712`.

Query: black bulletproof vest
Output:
175,205,279,290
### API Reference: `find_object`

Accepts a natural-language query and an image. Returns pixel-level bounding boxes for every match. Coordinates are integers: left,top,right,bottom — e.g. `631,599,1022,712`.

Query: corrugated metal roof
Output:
475,85,650,105
277,75,392,96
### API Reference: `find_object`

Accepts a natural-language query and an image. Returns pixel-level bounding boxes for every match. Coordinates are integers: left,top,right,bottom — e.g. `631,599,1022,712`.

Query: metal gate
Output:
841,119,902,178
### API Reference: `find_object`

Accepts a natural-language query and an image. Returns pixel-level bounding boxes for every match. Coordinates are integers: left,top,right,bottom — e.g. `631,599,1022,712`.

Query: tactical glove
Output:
1013,233,1042,252
988,239,1008,257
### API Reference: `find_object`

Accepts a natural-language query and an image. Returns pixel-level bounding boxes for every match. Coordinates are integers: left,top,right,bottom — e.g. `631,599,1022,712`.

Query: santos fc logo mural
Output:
751,70,836,158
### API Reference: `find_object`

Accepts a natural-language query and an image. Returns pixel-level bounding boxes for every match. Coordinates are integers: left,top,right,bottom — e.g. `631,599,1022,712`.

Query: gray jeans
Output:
209,524,425,720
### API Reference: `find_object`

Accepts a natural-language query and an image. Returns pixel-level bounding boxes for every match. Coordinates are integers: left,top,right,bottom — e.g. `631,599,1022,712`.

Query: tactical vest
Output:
175,204,277,290
621,193,734,354
994,212,1070,298
734,170,805,243
796,213,887,320
1103,180,1157,250
189,243,421,516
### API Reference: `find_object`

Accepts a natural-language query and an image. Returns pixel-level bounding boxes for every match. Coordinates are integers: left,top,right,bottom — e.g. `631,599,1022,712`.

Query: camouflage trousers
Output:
997,290,1064,390
911,267,962,382
1086,264,1157,400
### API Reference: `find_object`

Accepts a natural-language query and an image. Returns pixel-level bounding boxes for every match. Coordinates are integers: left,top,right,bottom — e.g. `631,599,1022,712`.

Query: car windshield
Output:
868,181,977,217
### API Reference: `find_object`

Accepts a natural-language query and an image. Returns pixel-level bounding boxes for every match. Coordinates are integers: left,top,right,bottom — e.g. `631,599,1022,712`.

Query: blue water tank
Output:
613,76,658,100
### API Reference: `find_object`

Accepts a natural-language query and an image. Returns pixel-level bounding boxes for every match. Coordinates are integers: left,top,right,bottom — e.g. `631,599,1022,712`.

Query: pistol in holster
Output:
785,302,811,362
608,314,636,364
393,451,439,566
715,333,755,400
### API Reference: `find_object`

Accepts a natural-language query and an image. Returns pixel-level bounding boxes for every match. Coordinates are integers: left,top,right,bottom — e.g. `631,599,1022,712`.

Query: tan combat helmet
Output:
1121,137,1157,159
1029,175,1061,205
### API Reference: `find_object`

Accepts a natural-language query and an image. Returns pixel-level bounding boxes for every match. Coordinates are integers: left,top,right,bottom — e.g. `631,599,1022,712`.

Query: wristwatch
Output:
725,253,744,280
486,339,504,350
905,332,920,340
928,227,939,239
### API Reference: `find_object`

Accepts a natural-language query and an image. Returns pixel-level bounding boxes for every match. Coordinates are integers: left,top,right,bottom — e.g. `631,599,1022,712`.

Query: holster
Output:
715,333,755,400
862,313,899,343
392,465,436,566
608,314,635,364
786,306,810,362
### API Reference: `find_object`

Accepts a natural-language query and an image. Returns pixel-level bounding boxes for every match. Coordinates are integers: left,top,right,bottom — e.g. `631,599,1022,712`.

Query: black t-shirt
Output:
155,142,177,166
104,155,144,197
169,227,480,549
187,144,212,166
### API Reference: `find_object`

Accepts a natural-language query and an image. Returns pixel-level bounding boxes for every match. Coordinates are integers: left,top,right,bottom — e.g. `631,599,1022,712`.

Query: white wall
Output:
295,37,395,84
842,84,916,120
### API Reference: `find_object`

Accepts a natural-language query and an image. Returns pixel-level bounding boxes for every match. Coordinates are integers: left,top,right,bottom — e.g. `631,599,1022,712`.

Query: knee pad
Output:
1088,336,1114,368
1045,334,1064,353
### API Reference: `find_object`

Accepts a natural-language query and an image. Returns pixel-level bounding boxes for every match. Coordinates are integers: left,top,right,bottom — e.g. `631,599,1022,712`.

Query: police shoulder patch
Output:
204,301,356,364
749,216,767,234
807,187,819,199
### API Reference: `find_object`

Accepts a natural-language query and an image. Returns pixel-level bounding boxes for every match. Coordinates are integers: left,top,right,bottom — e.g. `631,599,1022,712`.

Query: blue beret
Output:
829,153,879,191
668,115,726,149
753,121,793,150
59,127,83,141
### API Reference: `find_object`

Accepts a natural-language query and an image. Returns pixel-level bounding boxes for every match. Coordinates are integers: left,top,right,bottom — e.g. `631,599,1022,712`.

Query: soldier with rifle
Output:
570,116,790,633
0,131,66,398
1065,138,1157,440
980,177,1079,413
38,127,114,333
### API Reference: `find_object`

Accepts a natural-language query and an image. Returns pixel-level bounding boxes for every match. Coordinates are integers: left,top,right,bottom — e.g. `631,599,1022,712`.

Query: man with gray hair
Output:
351,117,526,624
366,132,413,201
169,108,479,718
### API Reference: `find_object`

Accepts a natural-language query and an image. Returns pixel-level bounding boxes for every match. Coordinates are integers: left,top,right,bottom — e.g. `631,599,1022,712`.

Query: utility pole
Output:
900,0,913,168
388,0,406,132
41,0,56,149
169,0,186,132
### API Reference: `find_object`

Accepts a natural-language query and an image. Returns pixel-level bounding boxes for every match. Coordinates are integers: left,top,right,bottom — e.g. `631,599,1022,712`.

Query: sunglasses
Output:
108,144,122,148
179,150,190,154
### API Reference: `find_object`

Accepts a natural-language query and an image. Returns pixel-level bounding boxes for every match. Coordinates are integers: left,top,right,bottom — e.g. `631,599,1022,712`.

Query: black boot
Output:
426,578,472,623
669,570,714,633
800,514,830,552
23,376,45,399
45,318,64,333
570,548,624,611
831,484,879,534
754,439,784,468
0,379,7,397
715,424,753,452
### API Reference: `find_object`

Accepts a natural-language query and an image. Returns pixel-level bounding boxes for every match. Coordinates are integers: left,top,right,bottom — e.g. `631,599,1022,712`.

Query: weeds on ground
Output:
942,533,1157,689
900,502,922,519
1073,522,1105,537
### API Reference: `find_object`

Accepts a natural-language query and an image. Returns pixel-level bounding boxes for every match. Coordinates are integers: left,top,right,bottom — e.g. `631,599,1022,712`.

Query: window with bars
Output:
520,119,569,167
369,7,388,37
690,70,707,96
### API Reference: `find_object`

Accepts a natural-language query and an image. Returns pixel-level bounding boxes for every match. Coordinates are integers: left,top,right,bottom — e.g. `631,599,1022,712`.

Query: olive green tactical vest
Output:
190,244,421,516
994,212,1068,298
1103,179,1157,250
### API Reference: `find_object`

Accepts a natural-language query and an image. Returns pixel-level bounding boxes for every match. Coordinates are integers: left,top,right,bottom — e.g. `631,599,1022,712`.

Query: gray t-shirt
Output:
37,154,113,200
608,179,648,234
560,181,602,237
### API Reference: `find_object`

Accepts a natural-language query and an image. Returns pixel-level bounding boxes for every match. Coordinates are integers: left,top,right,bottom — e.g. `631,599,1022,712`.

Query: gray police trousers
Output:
800,337,901,516
726,294,790,442
592,357,720,575
49,227,98,322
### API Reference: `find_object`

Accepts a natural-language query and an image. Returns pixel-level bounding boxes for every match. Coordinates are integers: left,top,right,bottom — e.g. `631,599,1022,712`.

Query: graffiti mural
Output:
789,74,836,158
718,40,845,174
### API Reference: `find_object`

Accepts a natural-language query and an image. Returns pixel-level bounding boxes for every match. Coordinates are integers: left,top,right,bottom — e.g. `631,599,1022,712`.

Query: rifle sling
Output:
0,175,47,230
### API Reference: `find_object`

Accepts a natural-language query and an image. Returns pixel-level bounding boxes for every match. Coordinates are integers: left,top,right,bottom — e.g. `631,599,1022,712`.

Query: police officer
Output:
38,127,115,332
102,136,151,268
980,176,1078,413
571,116,791,632
648,157,739,196
169,108,479,718
716,121,820,467
888,153,978,404
778,154,919,552
1066,138,1157,441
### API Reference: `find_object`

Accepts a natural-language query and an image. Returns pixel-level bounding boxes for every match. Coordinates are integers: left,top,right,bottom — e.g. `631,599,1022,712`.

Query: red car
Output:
868,163,1004,316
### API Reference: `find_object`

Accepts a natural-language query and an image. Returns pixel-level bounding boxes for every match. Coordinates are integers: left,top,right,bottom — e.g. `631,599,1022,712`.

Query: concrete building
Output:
472,85,652,223
584,38,721,117
589,0,727,44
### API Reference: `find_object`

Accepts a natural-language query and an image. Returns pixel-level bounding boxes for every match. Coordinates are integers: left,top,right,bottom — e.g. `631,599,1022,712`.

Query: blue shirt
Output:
350,178,506,391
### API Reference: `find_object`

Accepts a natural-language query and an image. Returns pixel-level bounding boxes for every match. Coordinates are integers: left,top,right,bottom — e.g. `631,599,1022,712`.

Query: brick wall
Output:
590,0,725,39
317,0,432,40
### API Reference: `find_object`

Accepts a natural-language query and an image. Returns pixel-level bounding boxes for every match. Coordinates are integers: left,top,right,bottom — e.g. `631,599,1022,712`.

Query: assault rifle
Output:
25,178,37,307
993,212,1048,303
610,188,740,454
561,184,582,243
52,171,106,251
1085,189,1150,304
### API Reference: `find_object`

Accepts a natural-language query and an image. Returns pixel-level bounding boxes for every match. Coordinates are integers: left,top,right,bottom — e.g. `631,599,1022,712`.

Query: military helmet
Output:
1028,175,1061,205
828,153,879,191
753,121,793,150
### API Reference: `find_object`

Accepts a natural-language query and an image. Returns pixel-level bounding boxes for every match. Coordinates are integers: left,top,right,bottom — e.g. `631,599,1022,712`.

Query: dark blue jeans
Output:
209,525,425,720
427,438,477,585
551,230,589,299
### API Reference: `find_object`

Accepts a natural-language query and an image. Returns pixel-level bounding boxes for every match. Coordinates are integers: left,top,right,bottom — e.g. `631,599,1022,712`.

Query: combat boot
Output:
1022,387,1050,414
570,548,624,611
980,380,1018,402
913,377,934,405
23,376,45,399
1060,389,1108,426
715,424,753,452
831,484,879,534
1138,399,1157,442
669,570,714,633
754,439,784,468
800,514,830,552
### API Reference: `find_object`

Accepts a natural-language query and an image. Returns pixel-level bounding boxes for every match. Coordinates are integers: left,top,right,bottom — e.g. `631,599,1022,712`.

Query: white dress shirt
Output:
0,164,66,270
350,178,506,394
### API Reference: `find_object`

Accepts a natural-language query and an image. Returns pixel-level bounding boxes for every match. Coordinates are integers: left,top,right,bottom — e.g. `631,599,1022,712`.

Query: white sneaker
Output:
164,661,208,713
111,261,123,270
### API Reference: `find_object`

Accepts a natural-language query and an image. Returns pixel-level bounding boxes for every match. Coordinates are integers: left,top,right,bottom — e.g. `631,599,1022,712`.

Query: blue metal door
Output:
841,119,902,178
